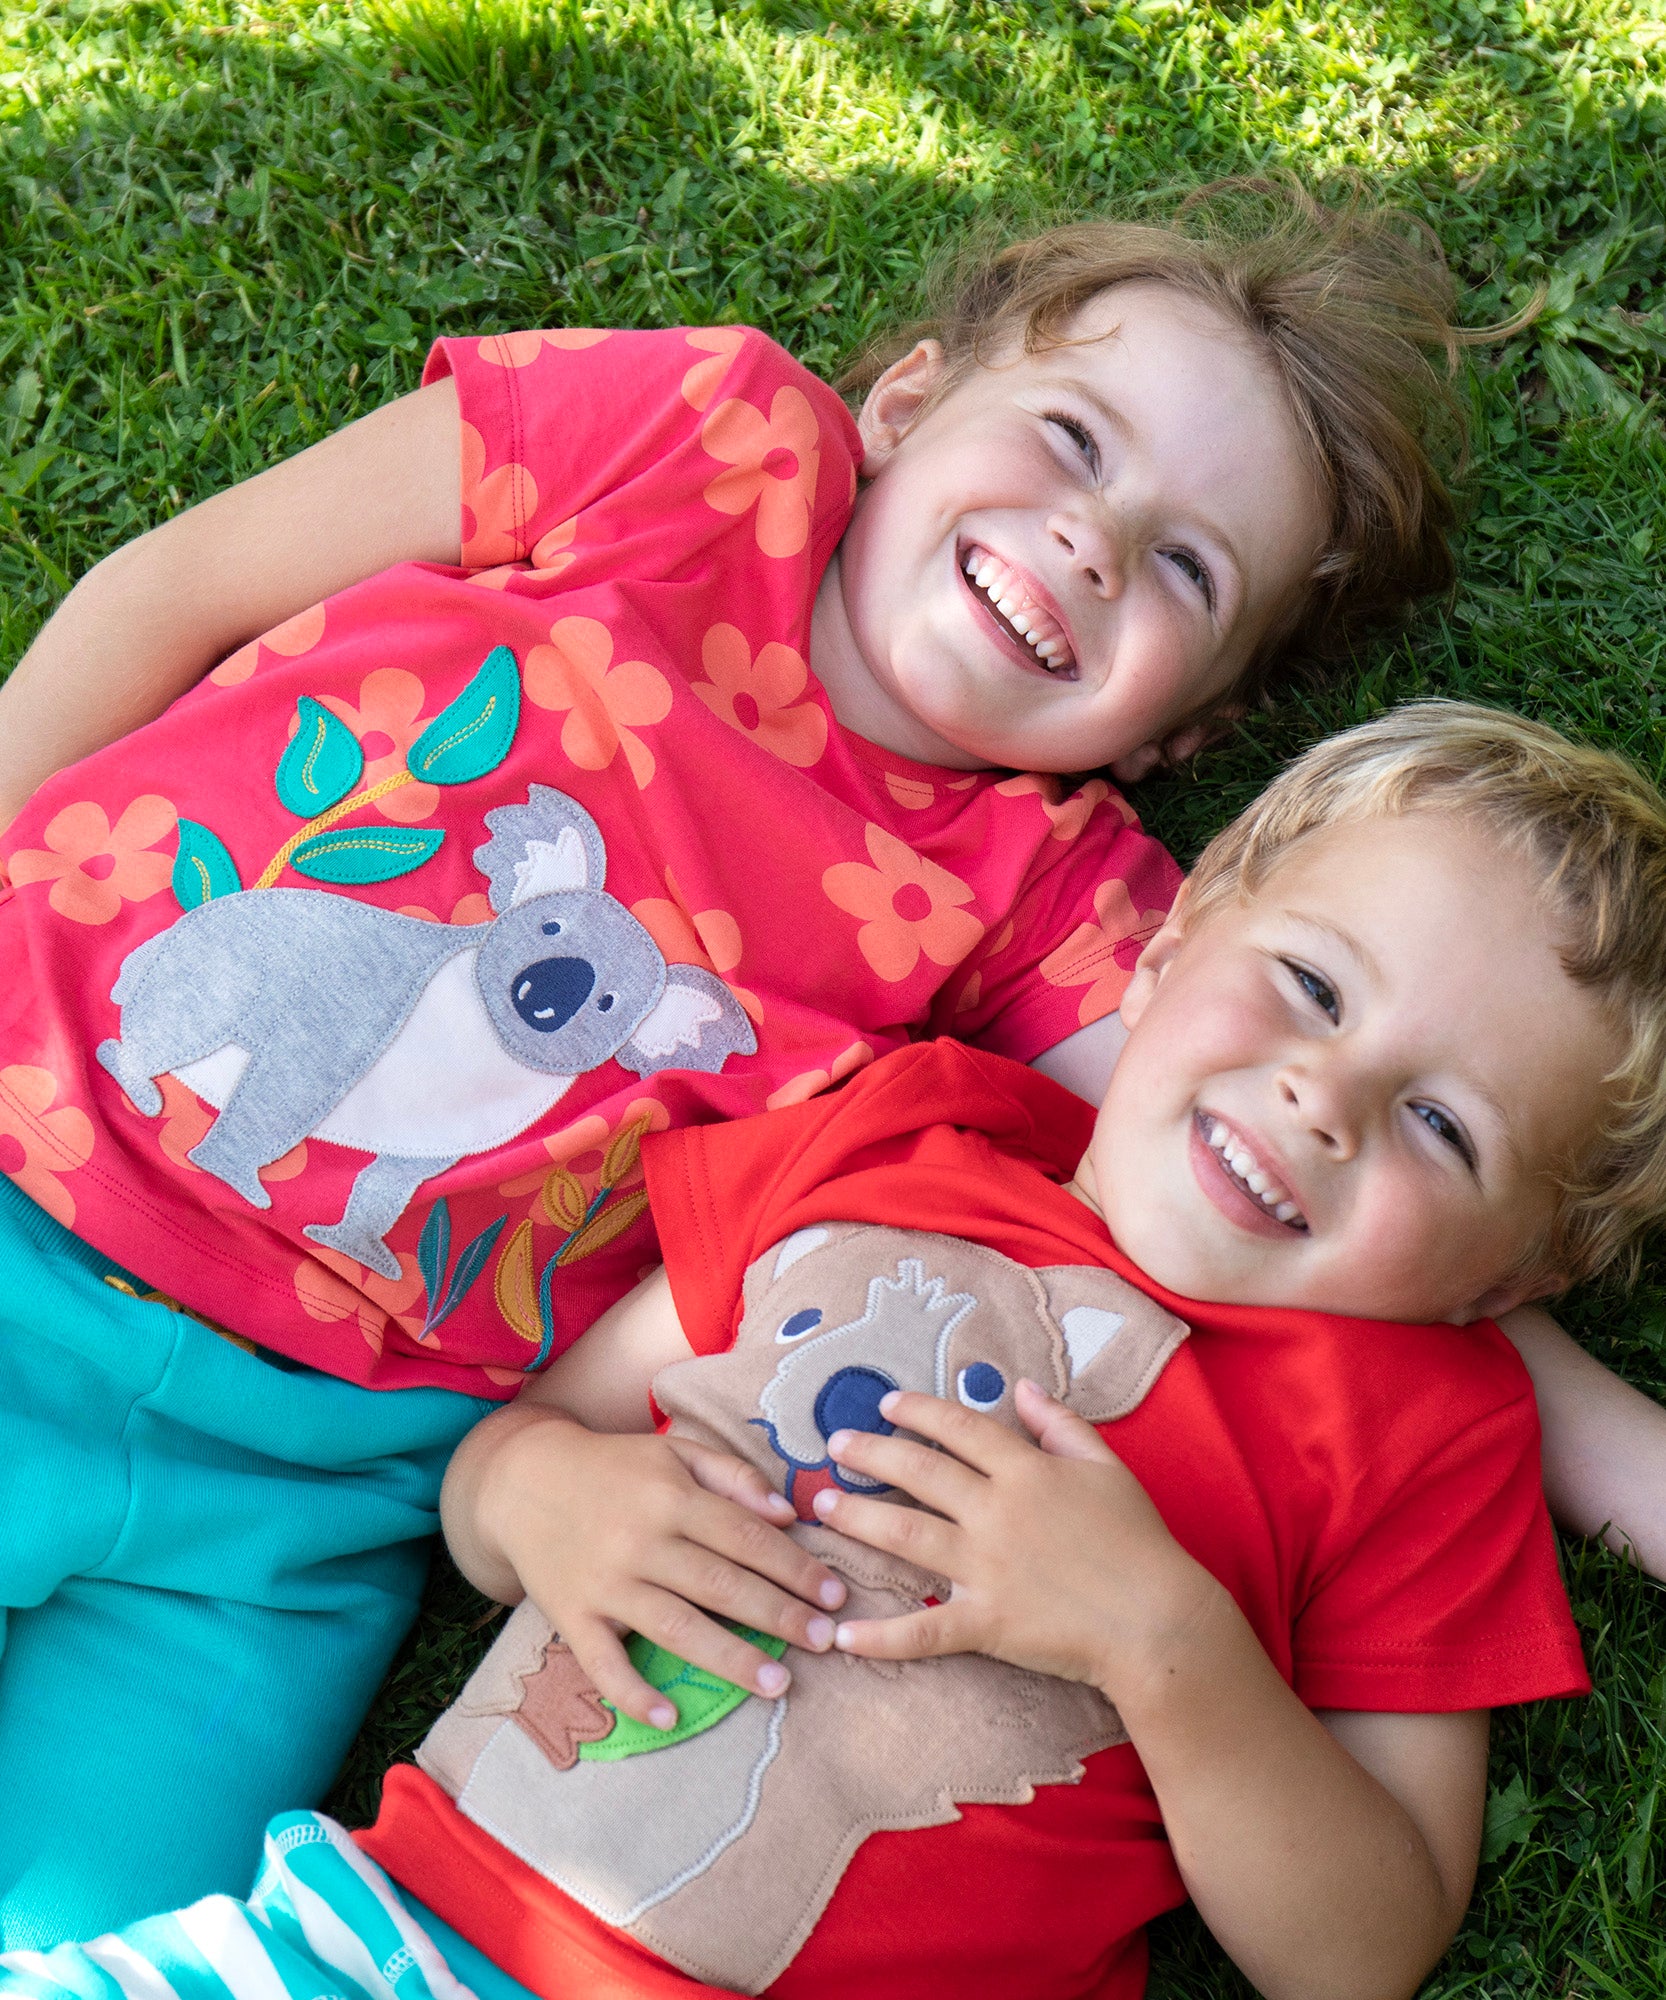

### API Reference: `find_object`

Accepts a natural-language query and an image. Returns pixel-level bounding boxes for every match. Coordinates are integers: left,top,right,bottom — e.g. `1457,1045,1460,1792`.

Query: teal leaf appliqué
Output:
276,698,364,817
290,825,445,885
406,646,520,787
415,1197,506,1338
172,820,242,909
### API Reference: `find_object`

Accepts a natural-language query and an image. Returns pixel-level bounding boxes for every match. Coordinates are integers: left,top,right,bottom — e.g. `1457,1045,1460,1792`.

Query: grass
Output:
3,0,1665,1990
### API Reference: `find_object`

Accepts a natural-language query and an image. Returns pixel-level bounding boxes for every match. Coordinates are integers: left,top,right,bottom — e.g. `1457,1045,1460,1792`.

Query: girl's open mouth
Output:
958,543,1078,677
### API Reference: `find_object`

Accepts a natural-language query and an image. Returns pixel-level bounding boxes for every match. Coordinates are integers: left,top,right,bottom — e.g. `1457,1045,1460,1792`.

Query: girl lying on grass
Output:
0,179,1659,1943
8,702,1664,2000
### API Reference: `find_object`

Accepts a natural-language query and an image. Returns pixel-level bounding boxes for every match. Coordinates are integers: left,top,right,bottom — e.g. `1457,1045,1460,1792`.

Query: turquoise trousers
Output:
0,1177,490,1949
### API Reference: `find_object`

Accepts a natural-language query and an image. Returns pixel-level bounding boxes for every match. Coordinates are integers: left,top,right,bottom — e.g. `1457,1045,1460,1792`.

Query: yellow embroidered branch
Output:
253,769,415,889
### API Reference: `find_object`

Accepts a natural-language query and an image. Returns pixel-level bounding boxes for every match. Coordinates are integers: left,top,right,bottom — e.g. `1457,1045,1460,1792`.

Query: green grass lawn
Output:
4,0,1666,1989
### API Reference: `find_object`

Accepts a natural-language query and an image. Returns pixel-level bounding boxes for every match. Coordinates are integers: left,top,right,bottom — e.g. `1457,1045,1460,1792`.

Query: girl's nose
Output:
1049,509,1125,599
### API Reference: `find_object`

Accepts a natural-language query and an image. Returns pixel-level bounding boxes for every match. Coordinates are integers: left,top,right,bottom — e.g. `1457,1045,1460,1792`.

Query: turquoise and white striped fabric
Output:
0,1815,476,2000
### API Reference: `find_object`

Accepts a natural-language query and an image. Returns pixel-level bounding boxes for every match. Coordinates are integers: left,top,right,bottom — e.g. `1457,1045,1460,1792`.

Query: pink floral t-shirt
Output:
0,327,1180,1395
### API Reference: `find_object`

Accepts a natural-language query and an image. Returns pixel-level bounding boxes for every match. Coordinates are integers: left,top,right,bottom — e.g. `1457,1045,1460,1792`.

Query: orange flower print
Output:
295,1246,428,1359
701,386,820,558
765,1041,873,1111
9,796,177,926
822,825,983,983
460,419,539,567
477,329,610,368
692,624,826,769
209,602,327,687
883,770,936,812
681,328,746,411
524,617,671,789
144,1073,307,1182
319,669,440,824
631,867,763,1023
498,1098,669,1225
398,893,495,926
0,1064,94,1228
467,515,580,593
996,772,1137,840
1039,879,1169,1026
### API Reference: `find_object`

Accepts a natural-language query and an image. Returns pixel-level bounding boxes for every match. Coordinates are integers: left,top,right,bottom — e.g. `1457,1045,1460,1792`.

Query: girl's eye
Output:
1162,546,1216,612
1044,411,1099,472
1285,961,1339,1024
1413,1102,1476,1169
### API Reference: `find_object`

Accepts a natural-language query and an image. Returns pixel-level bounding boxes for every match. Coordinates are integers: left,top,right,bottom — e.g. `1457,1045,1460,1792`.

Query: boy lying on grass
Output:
10,698,1664,2000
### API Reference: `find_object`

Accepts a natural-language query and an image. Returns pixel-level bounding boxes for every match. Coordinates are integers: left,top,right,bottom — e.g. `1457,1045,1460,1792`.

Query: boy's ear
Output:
1462,1269,1570,1325
1117,883,1190,1030
856,340,947,471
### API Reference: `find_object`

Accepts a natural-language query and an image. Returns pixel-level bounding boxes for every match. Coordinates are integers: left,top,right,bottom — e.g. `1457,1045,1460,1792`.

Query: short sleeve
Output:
930,778,1182,1062
1291,1387,1588,1713
422,325,860,577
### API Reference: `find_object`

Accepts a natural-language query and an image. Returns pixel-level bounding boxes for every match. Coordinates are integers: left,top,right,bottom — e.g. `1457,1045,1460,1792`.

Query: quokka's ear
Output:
1033,1266,1189,1424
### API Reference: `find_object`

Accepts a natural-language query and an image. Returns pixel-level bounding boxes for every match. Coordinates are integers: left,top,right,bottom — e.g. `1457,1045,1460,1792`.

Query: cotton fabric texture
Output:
0,327,1178,1396
359,1042,1587,2000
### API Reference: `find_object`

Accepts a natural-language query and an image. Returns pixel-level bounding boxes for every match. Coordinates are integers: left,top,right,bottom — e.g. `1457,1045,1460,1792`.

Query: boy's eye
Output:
1285,960,1339,1023
1044,411,1100,473
1162,546,1216,612
1412,1102,1476,1169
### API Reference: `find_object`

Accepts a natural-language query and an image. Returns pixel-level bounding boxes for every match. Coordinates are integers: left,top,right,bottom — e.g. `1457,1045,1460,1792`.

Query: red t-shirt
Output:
0,329,1177,1394
361,1042,1586,1999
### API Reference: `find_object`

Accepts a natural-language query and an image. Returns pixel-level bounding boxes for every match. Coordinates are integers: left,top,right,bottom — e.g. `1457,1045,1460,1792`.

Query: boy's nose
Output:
1276,1061,1361,1161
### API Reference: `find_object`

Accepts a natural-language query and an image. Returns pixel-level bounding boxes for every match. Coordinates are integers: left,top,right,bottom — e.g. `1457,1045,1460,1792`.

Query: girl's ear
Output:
1108,709,1244,786
856,340,947,471
1117,883,1190,1030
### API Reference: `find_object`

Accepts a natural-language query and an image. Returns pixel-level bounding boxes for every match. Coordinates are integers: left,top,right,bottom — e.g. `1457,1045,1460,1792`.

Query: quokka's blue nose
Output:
813,1365,898,1444
512,956,596,1033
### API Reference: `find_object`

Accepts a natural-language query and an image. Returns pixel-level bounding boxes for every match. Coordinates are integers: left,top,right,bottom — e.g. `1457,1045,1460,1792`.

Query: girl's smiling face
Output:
1078,814,1620,1324
811,282,1327,778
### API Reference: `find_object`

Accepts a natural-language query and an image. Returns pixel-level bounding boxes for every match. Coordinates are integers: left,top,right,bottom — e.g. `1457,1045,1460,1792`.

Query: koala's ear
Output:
616,965,758,1077
475,785,608,913
1034,1265,1189,1424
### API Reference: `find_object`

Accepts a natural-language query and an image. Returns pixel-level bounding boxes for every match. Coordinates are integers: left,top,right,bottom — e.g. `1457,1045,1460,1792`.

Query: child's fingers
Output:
1013,1377,1118,1462
622,1583,796,1701
811,1484,957,1575
562,1616,682,1731
669,1436,797,1524
685,1488,847,1611
824,1422,982,1516
656,1533,838,1656
832,1606,962,1662
875,1389,1031,1474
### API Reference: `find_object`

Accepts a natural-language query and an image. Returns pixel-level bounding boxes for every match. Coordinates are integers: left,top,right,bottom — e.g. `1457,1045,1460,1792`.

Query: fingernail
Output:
827,1429,851,1456
819,1576,846,1607
878,1391,899,1415
834,1624,856,1650
757,1661,790,1695
767,1492,794,1516
812,1489,838,1519
806,1616,834,1649
649,1703,676,1730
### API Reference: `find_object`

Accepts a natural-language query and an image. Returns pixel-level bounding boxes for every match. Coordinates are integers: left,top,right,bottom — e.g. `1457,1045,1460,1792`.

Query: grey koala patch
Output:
96,785,756,1279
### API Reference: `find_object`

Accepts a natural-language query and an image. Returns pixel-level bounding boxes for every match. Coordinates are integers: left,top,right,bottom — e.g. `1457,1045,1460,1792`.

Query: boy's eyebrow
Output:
1279,911,1383,984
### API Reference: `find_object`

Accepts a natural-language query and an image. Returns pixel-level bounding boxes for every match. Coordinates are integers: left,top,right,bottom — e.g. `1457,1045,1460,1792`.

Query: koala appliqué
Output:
96,786,756,1278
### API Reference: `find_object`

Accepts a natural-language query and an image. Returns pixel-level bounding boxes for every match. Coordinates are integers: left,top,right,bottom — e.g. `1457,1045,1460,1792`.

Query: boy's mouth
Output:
1195,1112,1308,1231
958,543,1078,677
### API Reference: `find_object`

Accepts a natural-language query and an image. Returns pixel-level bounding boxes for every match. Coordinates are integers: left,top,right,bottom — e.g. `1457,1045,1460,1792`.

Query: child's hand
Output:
816,1379,1220,1702
477,1410,848,1729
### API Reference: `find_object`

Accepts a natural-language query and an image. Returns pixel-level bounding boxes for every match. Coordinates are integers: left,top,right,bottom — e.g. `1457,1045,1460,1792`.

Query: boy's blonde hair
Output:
1185,701,1666,1288
843,181,1497,743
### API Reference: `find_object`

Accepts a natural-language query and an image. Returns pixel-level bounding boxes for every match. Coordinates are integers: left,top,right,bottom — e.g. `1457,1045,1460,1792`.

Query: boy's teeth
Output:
1203,1117,1306,1228
1274,1201,1300,1223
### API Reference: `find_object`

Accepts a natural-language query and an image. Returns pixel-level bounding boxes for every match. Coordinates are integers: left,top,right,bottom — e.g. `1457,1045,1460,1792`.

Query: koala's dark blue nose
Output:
513,956,596,1033
814,1366,897,1444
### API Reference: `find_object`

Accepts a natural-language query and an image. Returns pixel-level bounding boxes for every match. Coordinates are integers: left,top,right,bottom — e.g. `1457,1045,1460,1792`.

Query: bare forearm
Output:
1114,1587,1467,2000
1501,1305,1666,1575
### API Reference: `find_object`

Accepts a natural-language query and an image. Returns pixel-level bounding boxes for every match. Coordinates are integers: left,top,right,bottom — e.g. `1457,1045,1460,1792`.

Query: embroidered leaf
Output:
540,1163,590,1233
417,1197,451,1314
494,1219,542,1343
276,697,364,817
290,825,445,884
427,1215,507,1334
531,1248,561,1372
579,1626,789,1760
556,1188,651,1267
601,1112,652,1190
172,819,242,908
406,646,521,787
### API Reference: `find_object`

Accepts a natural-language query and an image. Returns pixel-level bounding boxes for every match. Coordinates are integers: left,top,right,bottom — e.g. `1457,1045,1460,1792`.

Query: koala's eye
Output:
957,1363,1005,1411
540,920,562,937
777,1307,822,1342
597,993,615,1013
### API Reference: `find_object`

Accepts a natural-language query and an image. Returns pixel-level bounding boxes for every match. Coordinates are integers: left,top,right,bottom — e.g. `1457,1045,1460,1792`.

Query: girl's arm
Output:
824,1385,1484,2000
1500,1303,1666,1576
0,378,462,829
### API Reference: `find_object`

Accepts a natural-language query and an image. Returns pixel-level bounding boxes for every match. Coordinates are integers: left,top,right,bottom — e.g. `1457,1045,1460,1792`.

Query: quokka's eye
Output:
957,1363,1005,1411
778,1308,822,1342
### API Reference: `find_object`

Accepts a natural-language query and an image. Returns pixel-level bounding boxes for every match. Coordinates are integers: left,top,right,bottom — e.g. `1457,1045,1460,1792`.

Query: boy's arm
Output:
1500,1303,1666,1576
823,1385,1484,2000
440,1267,846,1729
0,378,461,829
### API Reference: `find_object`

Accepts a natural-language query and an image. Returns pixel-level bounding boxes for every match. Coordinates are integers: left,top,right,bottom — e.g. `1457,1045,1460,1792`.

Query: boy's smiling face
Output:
812,283,1326,778
1077,814,1620,1324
